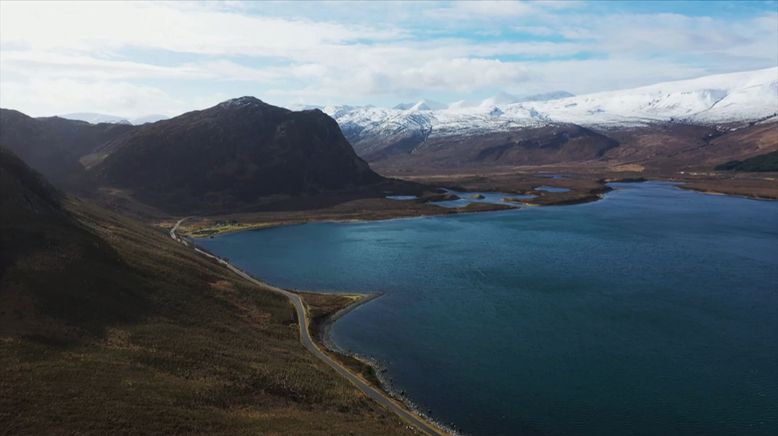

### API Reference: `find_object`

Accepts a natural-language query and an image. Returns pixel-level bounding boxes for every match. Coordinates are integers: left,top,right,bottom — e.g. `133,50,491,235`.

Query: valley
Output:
0,148,425,435
3,71,776,238
3,2,778,435
2,65,776,436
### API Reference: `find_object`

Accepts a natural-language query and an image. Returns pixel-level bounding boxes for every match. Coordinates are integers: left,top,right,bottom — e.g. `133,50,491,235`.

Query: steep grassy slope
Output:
603,121,778,172
367,121,777,175
0,148,412,435
369,124,619,174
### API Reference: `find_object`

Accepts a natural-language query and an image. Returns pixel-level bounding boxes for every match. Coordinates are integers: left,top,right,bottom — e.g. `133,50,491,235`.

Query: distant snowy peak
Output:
285,103,324,111
60,112,170,125
393,99,447,111
517,91,575,103
451,91,574,109
326,100,546,149
478,91,520,108
131,114,169,125
62,112,131,125
329,67,777,143
529,67,778,126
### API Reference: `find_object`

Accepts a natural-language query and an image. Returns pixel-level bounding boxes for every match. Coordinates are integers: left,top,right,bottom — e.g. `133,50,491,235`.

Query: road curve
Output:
170,218,447,436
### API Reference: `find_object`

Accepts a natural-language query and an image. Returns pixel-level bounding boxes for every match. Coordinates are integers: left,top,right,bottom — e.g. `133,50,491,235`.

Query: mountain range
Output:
1,64,775,435
328,68,776,136
2,68,776,215
1,97,407,215
323,68,777,171
55,68,777,136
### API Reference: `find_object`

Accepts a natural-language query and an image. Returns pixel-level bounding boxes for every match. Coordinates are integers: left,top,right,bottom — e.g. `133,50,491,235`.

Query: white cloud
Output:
549,11,778,59
427,1,536,20
520,58,711,95
394,58,531,93
0,1,775,114
0,1,401,56
0,78,208,117
0,50,203,80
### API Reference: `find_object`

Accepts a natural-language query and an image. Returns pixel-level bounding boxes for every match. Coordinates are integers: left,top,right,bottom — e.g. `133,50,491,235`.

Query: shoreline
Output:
675,184,778,201
169,221,450,435
171,182,776,435
300,291,460,436
317,292,383,349
175,201,514,238
171,175,776,239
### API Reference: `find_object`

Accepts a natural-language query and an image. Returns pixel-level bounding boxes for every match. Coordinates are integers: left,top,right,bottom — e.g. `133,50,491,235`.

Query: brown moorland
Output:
0,147,417,435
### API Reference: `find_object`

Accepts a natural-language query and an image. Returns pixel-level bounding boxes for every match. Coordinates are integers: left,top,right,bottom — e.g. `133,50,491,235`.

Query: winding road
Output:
170,218,446,436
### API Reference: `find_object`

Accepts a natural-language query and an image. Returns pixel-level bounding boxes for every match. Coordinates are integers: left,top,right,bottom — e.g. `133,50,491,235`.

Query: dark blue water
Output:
199,183,778,436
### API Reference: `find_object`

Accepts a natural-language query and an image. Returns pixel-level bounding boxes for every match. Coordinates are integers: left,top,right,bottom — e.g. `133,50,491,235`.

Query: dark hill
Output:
89,97,384,213
1,146,146,339
0,147,412,434
1,100,404,215
0,145,63,216
0,109,132,188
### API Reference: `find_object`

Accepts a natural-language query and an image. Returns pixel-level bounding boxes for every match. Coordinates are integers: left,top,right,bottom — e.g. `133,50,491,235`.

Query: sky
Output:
1,0,776,118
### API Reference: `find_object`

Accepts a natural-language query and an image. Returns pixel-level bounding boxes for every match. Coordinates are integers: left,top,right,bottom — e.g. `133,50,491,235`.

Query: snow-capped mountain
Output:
425,91,574,110
393,99,447,111
476,91,522,108
325,68,777,157
517,90,575,103
528,67,777,126
326,102,549,158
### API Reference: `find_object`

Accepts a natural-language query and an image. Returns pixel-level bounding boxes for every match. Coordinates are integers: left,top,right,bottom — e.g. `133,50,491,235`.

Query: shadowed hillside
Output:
0,109,132,188
0,147,149,339
367,124,619,174
90,97,385,213
0,147,413,434
1,99,407,215
716,150,778,172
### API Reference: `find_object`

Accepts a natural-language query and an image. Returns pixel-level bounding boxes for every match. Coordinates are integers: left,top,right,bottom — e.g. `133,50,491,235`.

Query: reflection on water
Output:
385,195,418,201
535,185,570,192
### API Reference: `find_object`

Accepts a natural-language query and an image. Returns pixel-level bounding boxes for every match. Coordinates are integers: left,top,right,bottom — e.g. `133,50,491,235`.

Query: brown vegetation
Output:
0,148,415,435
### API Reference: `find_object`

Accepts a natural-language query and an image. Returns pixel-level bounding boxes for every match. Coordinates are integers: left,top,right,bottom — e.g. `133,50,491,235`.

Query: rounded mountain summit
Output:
87,97,387,213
